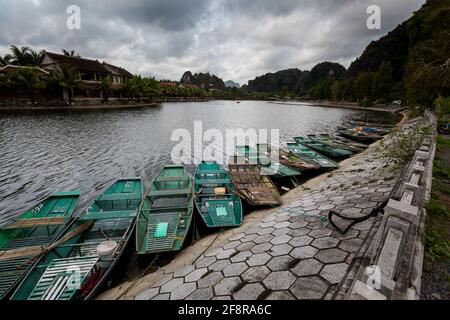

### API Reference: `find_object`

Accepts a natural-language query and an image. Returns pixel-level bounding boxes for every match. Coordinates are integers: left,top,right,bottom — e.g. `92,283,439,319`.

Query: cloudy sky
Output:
0,0,425,85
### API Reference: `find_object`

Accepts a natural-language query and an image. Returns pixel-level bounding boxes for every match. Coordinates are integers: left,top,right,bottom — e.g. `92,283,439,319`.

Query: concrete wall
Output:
346,110,438,300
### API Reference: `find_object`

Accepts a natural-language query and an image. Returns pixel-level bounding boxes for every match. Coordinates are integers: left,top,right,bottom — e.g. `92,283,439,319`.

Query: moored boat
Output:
256,143,321,171
228,158,282,206
337,128,382,143
235,145,301,179
294,136,353,158
11,178,143,300
287,142,338,170
306,134,365,153
313,133,368,150
0,191,80,300
136,165,193,255
194,161,243,228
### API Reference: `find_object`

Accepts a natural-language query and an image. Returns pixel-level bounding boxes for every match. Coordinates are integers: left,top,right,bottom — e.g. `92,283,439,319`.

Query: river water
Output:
0,100,399,222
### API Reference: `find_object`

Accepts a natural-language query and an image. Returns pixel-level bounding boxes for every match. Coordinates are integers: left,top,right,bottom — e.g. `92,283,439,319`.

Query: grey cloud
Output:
0,0,426,84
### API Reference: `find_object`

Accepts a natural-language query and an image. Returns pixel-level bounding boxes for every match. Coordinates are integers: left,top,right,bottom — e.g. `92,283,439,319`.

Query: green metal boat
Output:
287,142,338,170
0,191,80,300
256,144,320,171
11,178,143,300
136,165,193,255
337,128,382,143
194,161,243,228
306,134,365,153
312,133,368,150
228,157,282,206
235,145,301,179
294,136,353,158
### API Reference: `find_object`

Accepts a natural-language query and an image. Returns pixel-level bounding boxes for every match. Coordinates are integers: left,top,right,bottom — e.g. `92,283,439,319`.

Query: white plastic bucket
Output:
96,240,118,268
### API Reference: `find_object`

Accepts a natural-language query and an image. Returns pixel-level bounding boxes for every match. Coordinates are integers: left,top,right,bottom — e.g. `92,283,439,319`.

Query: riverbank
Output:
0,102,159,113
271,100,399,113
97,113,410,300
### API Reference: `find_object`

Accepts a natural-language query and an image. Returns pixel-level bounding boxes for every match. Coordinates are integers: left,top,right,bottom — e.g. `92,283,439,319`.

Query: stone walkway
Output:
124,146,401,301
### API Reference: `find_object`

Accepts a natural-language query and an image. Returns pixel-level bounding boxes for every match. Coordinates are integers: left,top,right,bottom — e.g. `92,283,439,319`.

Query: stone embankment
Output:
98,112,435,301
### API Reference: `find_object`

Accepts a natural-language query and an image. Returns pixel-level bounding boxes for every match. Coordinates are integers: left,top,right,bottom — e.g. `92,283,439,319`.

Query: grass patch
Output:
423,198,450,262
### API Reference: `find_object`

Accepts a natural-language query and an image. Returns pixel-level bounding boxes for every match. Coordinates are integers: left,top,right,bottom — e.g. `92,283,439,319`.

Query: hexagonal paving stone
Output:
198,271,224,288
331,229,359,240
230,251,252,263
318,204,335,211
174,265,195,278
355,201,377,209
242,266,271,283
289,228,310,237
273,221,290,229
228,233,245,241
247,252,271,267
223,262,249,277
214,277,242,296
152,274,173,287
151,293,171,300
272,228,291,236
311,237,339,249
223,241,241,250
257,228,275,236
270,235,292,245
186,287,214,300
267,256,293,271
135,288,159,300
315,248,348,263
265,291,296,300
185,268,209,283
254,234,274,244
204,247,223,257
236,241,256,252
306,221,325,230
320,263,348,284
251,242,273,254
308,228,333,238
263,271,296,290
338,238,364,253
170,282,197,300
291,258,323,277
259,220,277,228
196,256,217,268
216,249,236,260
241,234,259,242
269,244,293,257
233,283,266,300
209,259,231,271
290,276,329,300
161,277,184,293
352,220,374,231
290,221,309,229
289,236,313,247
290,246,318,259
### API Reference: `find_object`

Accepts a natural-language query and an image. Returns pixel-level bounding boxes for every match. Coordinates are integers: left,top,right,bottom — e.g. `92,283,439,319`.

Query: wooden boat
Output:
312,133,368,150
256,144,320,171
287,142,338,170
136,165,193,255
306,134,365,153
0,191,80,300
235,146,301,179
345,125,391,135
294,136,353,158
193,161,243,228
228,157,282,206
337,128,382,143
11,178,143,300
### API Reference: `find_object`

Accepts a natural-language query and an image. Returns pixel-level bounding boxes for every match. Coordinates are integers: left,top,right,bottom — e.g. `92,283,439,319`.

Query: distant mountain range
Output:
180,71,225,90
225,80,240,88
246,62,346,95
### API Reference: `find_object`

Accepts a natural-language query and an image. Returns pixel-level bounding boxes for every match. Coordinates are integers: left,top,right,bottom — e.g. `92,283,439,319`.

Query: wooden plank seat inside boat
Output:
97,193,142,201
195,178,231,185
1,217,67,229
0,235,54,251
78,210,137,221
155,176,190,182
28,256,99,300
150,189,191,197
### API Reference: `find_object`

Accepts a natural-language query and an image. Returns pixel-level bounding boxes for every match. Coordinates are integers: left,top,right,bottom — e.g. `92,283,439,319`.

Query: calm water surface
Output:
0,100,399,222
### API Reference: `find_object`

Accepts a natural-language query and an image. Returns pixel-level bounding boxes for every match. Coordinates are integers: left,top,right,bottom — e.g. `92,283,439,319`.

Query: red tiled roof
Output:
160,81,178,87
102,62,134,78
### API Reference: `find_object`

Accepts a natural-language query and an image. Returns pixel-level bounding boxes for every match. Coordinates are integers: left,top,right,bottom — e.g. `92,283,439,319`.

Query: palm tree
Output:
0,54,12,67
62,49,80,57
48,64,83,105
99,76,113,103
9,45,43,66
10,67,46,105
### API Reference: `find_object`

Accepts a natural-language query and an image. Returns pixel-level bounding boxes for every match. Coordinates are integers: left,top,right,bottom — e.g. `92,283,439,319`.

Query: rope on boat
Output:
117,254,160,300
